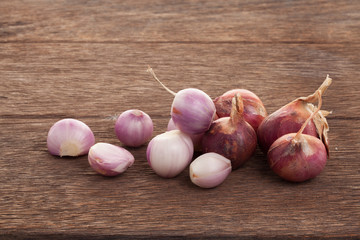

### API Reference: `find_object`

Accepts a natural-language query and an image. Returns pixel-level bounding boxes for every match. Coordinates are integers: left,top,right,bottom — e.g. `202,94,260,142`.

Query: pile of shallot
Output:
46,67,332,188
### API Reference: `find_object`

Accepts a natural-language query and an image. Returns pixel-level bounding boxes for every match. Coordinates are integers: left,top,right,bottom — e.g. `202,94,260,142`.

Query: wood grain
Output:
0,0,359,43
0,0,359,239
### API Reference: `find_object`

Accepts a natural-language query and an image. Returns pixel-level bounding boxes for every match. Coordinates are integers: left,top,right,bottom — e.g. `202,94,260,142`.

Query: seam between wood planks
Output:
0,40,359,45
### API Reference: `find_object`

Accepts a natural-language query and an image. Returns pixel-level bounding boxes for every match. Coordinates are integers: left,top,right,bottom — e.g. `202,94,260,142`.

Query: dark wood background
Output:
0,0,359,239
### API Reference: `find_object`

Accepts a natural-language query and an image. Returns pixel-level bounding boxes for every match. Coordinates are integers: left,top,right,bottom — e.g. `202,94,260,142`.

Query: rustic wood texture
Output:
0,0,359,239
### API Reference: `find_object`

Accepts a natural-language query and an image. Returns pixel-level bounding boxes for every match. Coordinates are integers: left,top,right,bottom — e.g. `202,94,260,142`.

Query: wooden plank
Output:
0,0,359,43
1,0,360,238
0,43,359,238
0,118,359,238
0,43,359,117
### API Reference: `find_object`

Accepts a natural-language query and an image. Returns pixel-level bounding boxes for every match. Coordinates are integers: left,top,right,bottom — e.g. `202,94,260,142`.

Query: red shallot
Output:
214,89,267,131
202,94,257,170
257,75,332,154
267,91,328,182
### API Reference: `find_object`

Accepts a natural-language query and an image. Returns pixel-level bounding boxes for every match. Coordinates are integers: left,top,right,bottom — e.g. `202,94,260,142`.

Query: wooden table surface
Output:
1,1,359,239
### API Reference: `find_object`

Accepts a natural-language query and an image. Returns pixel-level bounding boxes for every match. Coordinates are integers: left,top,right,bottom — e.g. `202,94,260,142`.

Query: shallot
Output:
146,130,194,178
257,75,332,154
88,143,135,176
147,67,216,135
202,94,257,169
115,109,153,147
214,89,267,131
47,118,95,157
190,152,232,188
268,91,328,182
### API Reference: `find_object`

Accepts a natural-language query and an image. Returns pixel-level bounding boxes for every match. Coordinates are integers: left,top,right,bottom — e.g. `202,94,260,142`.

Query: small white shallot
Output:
88,143,135,176
47,118,95,157
146,130,194,178
190,152,232,188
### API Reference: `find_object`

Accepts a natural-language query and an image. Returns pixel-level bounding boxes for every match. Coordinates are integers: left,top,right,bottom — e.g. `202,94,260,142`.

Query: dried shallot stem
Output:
294,90,322,141
147,66,176,96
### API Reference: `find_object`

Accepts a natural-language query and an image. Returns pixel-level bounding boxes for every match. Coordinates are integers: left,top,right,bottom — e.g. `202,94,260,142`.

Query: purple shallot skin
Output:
166,117,177,131
202,94,257,170
146,67,215,135
268,133,327,182
267,90,329,182
202,119,257,169
167,118,204,152
171,88,216,135
257,76,332,155
213,89,267,131
47,118,95,157
257,100,318,153
88,143,135,177
115,109,153,147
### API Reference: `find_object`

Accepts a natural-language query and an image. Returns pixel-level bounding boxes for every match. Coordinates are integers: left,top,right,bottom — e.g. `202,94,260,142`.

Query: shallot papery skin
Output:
88,143,135,176
115,109,153,147
213,89,267,131
202,95,257,170
190,153,232,188
257,100,319,153
171,88,216,135
267,133,327,182
146,130,194,178
47,118,95,157
257,75,332,154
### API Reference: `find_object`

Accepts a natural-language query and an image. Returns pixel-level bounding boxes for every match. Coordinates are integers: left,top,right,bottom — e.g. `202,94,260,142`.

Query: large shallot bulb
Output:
213,89,267,131
147,67,216,135
268,91,328,182
257,75,332,154
202,94,257,170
